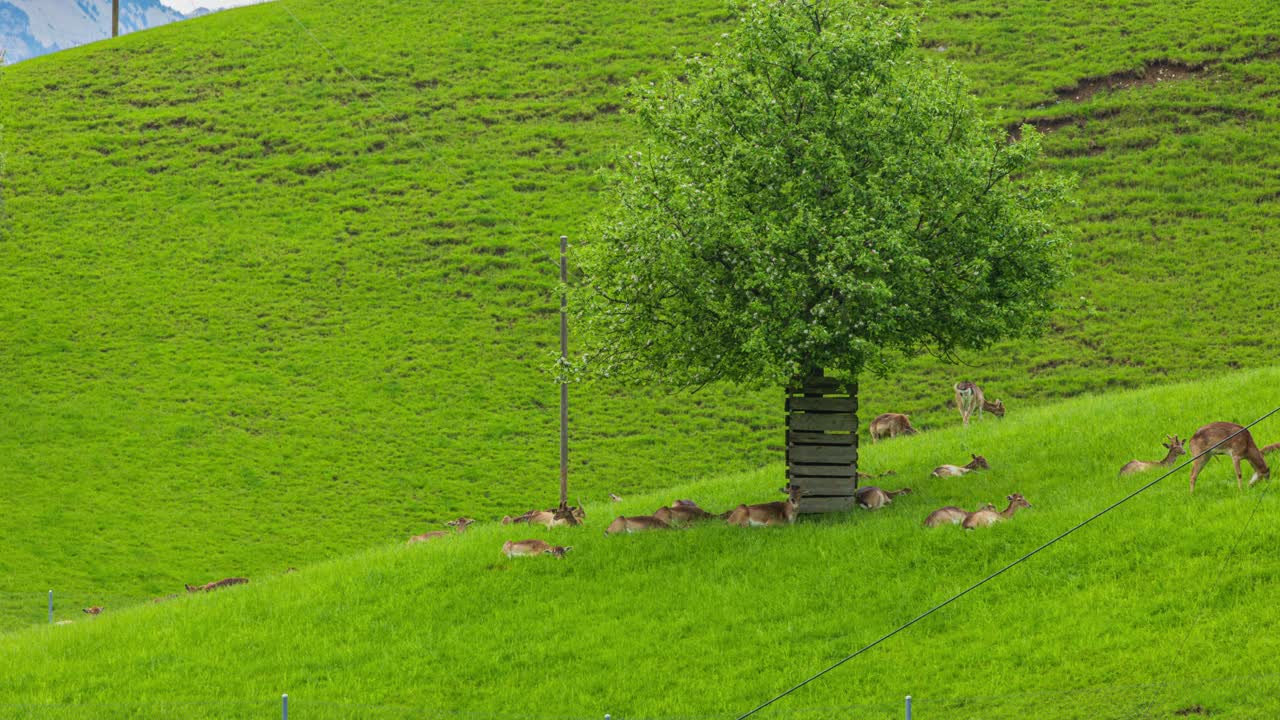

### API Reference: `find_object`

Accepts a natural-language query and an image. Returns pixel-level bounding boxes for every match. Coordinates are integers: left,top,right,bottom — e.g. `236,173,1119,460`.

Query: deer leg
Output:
1233,455,1244,491
1189,455,1210,495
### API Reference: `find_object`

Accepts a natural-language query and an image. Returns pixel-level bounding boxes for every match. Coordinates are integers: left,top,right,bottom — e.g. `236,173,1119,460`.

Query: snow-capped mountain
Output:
1,0,186,64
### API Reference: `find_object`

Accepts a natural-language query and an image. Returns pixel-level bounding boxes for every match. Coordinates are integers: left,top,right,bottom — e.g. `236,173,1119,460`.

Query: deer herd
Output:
399,381,1276,561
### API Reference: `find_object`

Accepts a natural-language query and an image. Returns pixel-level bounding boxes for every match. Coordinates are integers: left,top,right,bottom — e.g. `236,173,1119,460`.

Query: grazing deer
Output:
502,539,572,558
1187,422,1270,494
854,486,913,510
724,489,800,527
185,577,249,593
923,503,997,528
605,515,672,535
963,493,1032,529
407,517,475,545
1119,435,1185,476
954,382,1005,426
930,454,991,478
869,413,917,442
653,503,714,525
82,606,103,615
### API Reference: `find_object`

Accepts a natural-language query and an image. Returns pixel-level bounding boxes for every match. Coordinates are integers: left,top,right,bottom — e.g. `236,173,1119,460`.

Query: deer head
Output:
1163,435,1186,456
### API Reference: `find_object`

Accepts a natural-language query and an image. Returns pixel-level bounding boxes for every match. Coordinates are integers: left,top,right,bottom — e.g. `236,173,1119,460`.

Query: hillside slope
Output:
4,367,1279,719
2,0,1280,634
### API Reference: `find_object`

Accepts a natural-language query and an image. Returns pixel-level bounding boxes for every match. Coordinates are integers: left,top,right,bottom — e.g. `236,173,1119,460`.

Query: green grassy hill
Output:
3,368,1279,719
2,0,1280,637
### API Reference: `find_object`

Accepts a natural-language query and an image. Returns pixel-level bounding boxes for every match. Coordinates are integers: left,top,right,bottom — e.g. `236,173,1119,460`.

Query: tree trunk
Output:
785,369,858,513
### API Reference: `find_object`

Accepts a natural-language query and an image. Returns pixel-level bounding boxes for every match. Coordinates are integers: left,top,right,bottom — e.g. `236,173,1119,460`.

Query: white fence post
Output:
905,695,912,720
282,693,288,720
48,590,53,624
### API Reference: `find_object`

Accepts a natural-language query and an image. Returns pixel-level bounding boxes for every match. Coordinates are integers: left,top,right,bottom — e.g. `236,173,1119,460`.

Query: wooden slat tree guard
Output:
786,371,858,513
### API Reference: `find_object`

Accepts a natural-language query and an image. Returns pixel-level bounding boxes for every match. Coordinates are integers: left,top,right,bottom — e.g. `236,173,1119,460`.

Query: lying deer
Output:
502,539,572,558
963,493,1032,529
185,577,249,592
869,413,917,442
608,493,623,502
923,503,997,528
930,454,991,477
724,489,800,527
1187,422,1270,494
854,486,913,510
1262,442,1280,455
1119,435,1185,476
605,515,672,535
82,606,103,615
502,503,585,528
653,503,713,525
408,516,476,545
954,382,1005,426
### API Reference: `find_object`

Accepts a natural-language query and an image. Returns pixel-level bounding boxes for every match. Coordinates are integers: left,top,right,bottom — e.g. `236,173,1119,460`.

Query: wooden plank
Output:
786,376,847,395
787,444,857,464
797,495,855,514
786,396,857,413
788,464,857,478
787,430,855,446
789,476,857,495
789,413,857,432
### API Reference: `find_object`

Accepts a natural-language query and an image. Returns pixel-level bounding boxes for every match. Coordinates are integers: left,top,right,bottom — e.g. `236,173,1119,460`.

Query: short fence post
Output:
604,715,611,720
282,693,288,720
905,695,912,720
48,590,53,624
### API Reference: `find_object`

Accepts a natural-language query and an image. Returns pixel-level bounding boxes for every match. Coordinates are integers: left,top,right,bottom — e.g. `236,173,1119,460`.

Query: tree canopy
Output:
572,0,1073,389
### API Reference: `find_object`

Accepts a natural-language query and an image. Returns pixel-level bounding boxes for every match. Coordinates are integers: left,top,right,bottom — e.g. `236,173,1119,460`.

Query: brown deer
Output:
501,539,572,558
1262,442,1280,455
82,606,103,615
854,486,913,510
963,493,1032,529
1187,422,1270,494
923,503,997,528
869,413,917,442
604,515,672,535
930,454,991,478
1119,435,1185,476
954,382,1005,426
724,489,800,527
502,503,585,528
407,517,475,545
653,503,714,525
185,577,249,592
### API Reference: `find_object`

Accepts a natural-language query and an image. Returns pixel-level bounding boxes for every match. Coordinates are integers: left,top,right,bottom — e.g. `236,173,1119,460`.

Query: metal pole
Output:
559,235,569,509
48,590,53,624
905,695,912,720
282,693,288,720
111,0,119,38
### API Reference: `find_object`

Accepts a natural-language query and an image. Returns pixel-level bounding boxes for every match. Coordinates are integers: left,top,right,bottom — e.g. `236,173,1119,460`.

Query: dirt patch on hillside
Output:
1051,59,1207,105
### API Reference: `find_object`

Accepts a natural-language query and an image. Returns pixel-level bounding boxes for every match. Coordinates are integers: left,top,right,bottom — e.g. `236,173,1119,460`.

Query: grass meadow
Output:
2,367,1279,719
2,0,1280,715
3,0,1280,636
